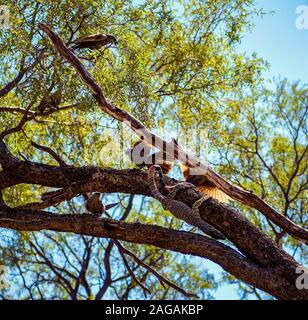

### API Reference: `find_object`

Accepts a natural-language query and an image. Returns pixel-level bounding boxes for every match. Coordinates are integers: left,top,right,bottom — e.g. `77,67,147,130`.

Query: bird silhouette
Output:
71,34,117,51
37,89,62,113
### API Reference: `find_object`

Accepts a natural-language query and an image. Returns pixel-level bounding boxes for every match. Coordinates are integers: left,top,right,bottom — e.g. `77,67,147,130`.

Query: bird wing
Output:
198,185,230,203
181,164,230,202
73,34,103,44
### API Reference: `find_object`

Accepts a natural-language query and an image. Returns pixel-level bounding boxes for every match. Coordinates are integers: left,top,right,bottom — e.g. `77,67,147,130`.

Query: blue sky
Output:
213,0,308,300
239,0,308,83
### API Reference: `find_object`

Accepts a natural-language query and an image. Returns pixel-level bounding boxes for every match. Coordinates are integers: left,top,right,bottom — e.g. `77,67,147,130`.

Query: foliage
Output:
0,0,306,300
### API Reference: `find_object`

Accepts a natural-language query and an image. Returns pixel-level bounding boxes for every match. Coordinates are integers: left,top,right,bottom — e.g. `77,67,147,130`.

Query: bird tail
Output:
105,202,119,211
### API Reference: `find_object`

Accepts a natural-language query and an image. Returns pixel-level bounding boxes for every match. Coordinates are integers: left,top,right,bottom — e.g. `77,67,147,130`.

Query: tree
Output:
0,0,307,300
212,80,307,298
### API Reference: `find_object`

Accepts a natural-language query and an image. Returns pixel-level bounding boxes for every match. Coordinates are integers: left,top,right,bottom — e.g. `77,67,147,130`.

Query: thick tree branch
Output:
0,140,303,277
0,24,306,301
0,206,306,300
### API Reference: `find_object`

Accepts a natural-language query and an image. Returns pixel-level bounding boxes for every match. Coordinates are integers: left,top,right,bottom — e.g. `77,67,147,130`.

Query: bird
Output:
127,140,229,203
148,165,225,239
71,34,117,51
85,193,118,217
37,89,62,113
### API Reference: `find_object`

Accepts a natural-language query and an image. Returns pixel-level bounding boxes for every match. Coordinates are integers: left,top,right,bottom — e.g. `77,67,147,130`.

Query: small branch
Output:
31,141,67,166
0,103,35,140
15,183,79,210
0,69,28,98
0,49,46,98
114,240,151,297
0,191,6,208
0,107,36,115
0,103,81,116
113,239,198,299
95,240,114,300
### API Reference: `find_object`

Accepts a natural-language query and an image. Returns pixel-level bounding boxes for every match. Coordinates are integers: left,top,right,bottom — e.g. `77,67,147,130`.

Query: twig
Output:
0,191,6,208
15,183,79,210
113,239,199,299
0,103,81,116
0,107,36,115
0,103,35,140
31,141,67,166
18,152,29,162
0,49,46,99
113,240,151,297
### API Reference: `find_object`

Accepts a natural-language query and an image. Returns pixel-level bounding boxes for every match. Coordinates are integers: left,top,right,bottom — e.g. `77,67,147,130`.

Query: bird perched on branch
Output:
37,89,62,113
71,34,117,51
85,193,118,217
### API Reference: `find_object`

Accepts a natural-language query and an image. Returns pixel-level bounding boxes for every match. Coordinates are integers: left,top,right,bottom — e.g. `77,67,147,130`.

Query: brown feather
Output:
126,140,173,174
181,164,229,203
85,193,105,215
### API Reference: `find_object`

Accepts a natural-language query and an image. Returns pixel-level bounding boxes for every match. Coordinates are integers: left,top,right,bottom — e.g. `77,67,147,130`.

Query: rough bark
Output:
0,207,306,300
0,24,307,300
0,141,306,299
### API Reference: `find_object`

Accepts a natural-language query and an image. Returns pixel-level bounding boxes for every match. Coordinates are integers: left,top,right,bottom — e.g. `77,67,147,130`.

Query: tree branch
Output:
0,139,304,277
0,207,306,300
30,141,67,167
113,239,198,298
